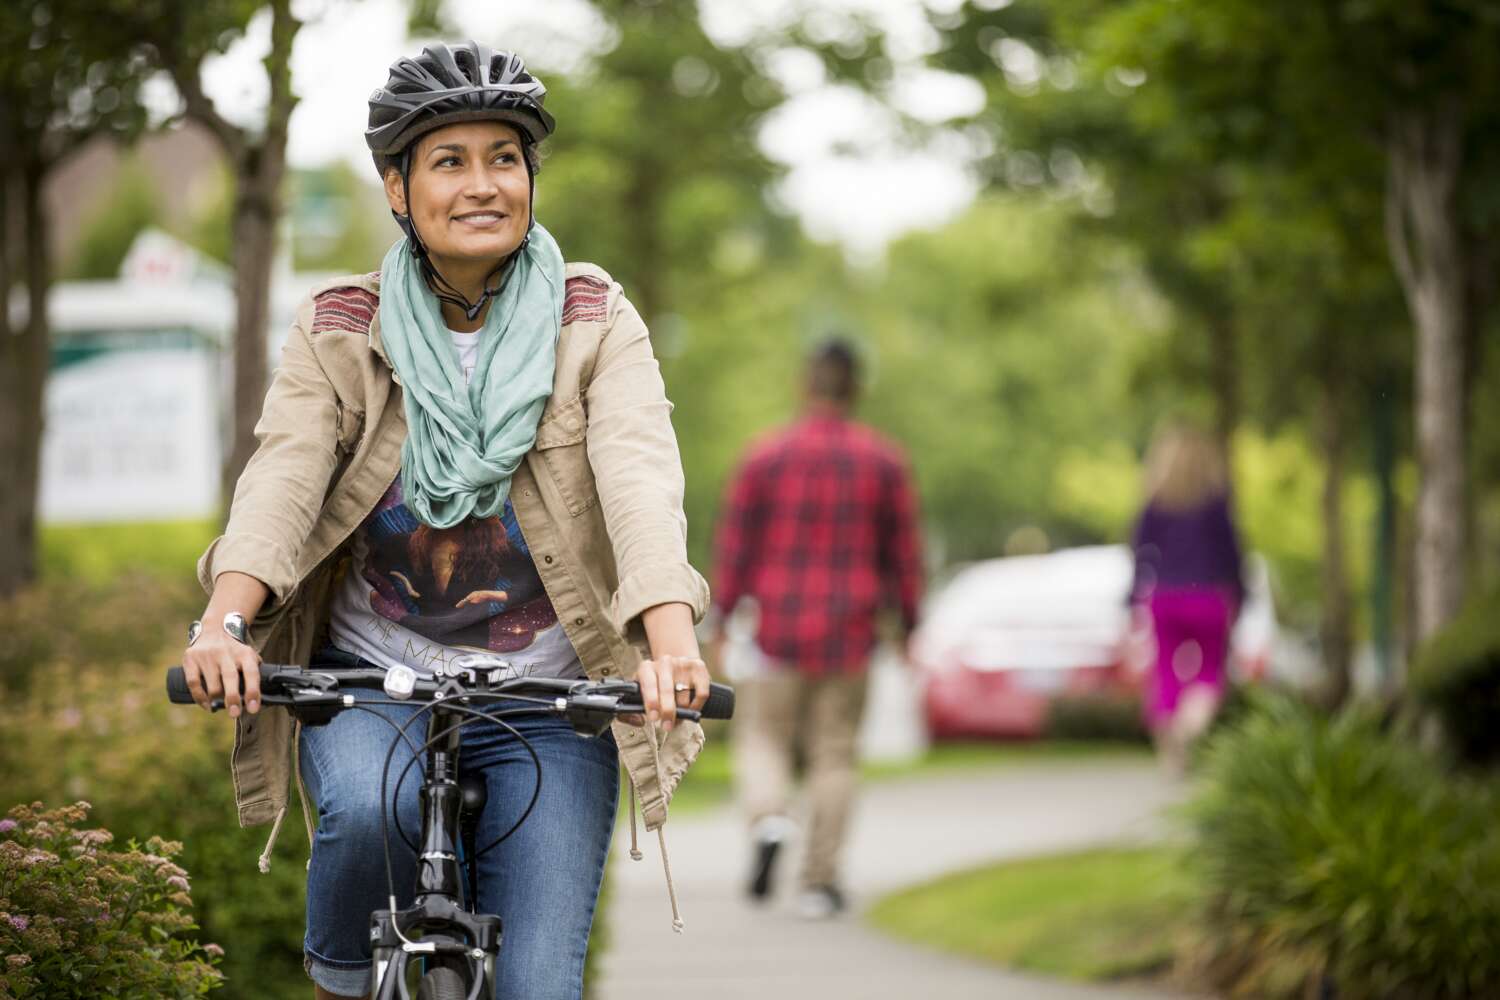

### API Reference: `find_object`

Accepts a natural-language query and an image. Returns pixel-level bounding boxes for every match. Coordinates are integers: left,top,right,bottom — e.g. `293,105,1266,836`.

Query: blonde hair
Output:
1144,423,1227,512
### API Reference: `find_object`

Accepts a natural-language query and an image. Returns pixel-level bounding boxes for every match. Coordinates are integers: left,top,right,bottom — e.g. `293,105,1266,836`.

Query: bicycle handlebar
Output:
164,663,735,724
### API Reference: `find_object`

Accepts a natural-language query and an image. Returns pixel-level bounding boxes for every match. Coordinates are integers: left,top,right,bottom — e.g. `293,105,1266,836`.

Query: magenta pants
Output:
1144,587,1233,728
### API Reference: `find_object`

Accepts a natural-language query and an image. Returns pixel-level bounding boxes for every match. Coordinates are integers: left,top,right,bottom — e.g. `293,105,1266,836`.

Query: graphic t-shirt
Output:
325,327,583,681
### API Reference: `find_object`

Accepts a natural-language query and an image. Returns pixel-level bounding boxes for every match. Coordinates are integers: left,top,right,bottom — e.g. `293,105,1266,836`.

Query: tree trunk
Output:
1319,374,1352,707
0,163,52,598
1368,380,1397,687
1384,103,1468,644
220,157,283,504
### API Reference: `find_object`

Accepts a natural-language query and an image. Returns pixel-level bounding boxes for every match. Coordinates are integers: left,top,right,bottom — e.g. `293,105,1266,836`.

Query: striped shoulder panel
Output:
562,275,610,326
311,285,379,335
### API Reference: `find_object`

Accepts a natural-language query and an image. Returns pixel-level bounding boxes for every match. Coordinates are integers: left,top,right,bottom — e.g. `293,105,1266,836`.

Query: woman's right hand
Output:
182,625,263,718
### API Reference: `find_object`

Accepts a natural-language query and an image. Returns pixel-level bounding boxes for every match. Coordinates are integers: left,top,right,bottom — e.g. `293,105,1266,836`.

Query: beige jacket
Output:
197,263,710,862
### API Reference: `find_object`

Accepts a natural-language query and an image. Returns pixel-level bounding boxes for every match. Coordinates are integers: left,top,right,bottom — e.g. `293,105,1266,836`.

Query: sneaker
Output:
747,815,795,901
796,884,846,920
748,839,781,901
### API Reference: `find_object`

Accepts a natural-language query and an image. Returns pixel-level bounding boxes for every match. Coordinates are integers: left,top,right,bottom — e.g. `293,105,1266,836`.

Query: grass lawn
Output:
41,519,219,582
866,846,1191,983
663,738,1150,816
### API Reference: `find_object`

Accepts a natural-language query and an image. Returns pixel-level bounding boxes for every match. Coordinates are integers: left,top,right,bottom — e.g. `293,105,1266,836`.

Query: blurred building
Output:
38,229,336,524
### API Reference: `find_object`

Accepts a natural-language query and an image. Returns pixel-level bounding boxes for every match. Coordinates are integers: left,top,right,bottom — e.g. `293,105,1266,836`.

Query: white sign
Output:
40,348,221,522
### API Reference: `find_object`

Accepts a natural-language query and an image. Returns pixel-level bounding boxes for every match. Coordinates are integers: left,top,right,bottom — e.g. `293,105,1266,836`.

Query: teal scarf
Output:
378,225,565,529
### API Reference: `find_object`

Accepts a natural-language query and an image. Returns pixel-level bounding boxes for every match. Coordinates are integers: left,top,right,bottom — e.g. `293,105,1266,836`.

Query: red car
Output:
911,545,1275,740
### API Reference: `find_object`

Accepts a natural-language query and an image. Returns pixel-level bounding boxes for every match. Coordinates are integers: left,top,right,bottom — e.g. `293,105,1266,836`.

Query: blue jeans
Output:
298,695,619,999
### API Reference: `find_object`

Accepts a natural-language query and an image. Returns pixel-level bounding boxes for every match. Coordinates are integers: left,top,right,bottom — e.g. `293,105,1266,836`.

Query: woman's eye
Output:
437,156,460,167
495,153,518,166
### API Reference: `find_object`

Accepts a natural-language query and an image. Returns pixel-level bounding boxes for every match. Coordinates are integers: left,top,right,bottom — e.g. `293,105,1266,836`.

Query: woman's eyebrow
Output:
428,139,519,157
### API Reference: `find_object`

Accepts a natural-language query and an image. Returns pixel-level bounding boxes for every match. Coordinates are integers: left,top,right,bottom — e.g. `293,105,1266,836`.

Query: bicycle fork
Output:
370,706,501,999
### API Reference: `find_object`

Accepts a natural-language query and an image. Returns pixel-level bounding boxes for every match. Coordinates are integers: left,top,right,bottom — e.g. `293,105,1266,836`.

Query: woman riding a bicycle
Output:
178,41,711,1000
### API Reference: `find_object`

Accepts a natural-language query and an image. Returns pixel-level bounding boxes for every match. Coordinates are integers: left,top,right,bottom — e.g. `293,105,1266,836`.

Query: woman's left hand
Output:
633,653,711,732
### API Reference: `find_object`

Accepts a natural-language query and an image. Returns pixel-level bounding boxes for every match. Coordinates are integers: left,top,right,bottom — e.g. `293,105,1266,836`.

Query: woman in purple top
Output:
1129,424,1244,768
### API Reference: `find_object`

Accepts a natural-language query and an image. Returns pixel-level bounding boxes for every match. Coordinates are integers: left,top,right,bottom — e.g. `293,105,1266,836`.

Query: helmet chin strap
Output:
392,146,538,324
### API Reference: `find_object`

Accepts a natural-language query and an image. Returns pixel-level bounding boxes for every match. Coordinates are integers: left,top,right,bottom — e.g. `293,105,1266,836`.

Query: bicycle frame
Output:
371,700,501,1000
163,659,732,1000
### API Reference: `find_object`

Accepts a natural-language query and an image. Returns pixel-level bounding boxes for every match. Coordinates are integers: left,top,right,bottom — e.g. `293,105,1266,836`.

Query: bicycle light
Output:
384,665,418,700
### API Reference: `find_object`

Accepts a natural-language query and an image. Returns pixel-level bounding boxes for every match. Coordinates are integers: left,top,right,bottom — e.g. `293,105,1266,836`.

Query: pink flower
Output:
7,915,28,932
0,819,16,834
203,943,225,958
167,875,190,892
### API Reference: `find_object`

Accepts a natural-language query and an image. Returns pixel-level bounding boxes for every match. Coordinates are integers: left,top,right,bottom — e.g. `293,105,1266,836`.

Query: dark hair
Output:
806,337,860,403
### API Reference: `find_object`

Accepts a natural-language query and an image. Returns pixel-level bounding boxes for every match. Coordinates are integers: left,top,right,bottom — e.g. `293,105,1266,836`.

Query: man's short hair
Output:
807,337,861,403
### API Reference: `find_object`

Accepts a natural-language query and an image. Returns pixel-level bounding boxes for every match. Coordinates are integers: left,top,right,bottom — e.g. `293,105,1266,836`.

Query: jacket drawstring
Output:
628,782,642,861
294,721,316,871
644,720,684,933
257,805,287,874
257,721,317,874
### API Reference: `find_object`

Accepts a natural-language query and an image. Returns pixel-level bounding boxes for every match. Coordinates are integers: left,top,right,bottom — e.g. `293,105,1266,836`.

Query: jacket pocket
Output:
533,395,598,517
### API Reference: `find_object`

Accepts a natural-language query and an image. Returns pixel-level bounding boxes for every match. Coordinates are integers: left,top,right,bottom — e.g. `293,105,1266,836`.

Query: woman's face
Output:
384,120,531,269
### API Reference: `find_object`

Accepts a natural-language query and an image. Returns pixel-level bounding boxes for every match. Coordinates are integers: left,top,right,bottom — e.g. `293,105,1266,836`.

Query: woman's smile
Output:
453,210,508,230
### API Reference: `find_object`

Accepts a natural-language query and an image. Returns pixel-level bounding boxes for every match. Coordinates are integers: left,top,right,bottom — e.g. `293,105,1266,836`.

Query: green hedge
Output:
1410,587,1500,767
1042,693,1149,743
1,571,617,999
1185,695,1500,998
0,577,308,1000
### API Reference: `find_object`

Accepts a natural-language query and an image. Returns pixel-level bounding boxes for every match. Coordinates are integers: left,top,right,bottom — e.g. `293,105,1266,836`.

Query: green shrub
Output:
0,575,310,1000
0,573,201,696
1043,693,1149,743
0,801,223,999
1185,694,1500,998
1410,587,1500,767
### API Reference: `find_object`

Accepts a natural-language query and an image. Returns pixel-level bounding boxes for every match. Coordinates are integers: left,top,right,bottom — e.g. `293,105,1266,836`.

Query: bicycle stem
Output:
415,705,466,905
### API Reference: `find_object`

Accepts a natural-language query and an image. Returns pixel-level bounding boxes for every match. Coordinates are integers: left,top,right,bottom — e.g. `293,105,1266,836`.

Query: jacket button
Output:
574,617,584,626
523,489,531,497
544,555,553,564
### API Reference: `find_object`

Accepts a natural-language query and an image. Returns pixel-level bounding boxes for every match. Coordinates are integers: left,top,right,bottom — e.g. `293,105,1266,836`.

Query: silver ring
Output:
674,683,690,693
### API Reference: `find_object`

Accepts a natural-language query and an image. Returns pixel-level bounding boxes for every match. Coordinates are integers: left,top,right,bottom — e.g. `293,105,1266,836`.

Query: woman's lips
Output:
454,212,507,229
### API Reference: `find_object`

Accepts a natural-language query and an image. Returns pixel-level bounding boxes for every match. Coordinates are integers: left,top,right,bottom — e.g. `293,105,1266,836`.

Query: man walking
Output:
712,338,923,919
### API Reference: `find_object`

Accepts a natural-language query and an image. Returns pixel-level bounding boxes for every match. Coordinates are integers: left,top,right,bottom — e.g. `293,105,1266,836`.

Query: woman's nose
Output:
463,163,499,199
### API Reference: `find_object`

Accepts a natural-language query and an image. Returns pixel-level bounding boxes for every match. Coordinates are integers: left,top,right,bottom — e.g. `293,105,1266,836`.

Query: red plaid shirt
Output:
713,413,923,674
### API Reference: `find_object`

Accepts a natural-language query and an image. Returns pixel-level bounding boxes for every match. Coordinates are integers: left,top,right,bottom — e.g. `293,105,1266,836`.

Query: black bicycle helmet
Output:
365,42,556,321
366,42,555,177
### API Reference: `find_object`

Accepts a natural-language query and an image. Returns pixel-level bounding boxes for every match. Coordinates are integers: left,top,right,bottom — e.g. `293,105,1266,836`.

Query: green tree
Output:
114,0,303,503
64,156,163,280
1041,0,1500,646
924,1,1441,695
288,163,398,274
0,0,151,598
499,0,799,329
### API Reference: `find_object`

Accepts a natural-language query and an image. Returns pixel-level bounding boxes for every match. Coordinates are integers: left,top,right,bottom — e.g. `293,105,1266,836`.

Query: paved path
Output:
595,757,1198,1000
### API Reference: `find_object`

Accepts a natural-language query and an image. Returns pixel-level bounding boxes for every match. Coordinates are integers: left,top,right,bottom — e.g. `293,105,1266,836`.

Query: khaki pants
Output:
734,669,868,889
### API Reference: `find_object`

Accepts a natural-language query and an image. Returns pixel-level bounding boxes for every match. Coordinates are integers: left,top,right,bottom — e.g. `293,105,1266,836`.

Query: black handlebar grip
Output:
165,664,294,705
701,682,735,720
166,667,195,704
